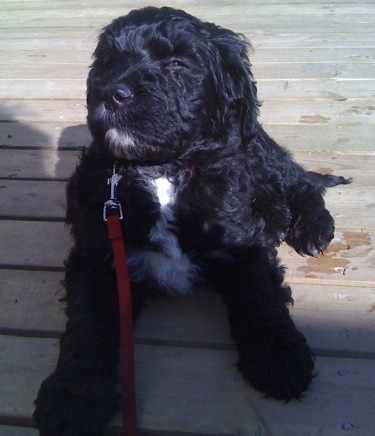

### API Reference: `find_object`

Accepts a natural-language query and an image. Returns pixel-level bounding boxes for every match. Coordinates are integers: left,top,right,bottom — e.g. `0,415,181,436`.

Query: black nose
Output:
103,84,134,111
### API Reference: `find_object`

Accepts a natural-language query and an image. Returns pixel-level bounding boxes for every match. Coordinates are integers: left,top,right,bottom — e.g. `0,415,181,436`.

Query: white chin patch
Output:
105,128,136,158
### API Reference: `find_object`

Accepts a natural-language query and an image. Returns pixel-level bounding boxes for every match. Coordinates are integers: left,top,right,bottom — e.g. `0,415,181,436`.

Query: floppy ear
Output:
204,24,259,142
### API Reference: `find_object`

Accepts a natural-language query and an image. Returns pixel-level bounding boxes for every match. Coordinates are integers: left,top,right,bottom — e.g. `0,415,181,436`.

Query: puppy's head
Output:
87,6,259,163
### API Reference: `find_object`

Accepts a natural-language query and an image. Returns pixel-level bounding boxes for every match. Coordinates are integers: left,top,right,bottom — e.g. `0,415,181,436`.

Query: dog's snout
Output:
103,84,134,111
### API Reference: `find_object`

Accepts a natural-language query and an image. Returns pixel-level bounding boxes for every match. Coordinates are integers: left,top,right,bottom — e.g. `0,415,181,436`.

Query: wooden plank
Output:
254,62,375,79
1,47,374,65
2,61,375,81
0,37,93,51
85,0,373,11
2,33,375,52
1,151,374,230
2,99,374,126
0,427,38,435
0,80,86,100
122,283,375,356
2,122,374,153
248,77,375,99
0,221,70,269
2,78,374,100
0,122,89,150
0,336,60,425
1,2,374,18
0,270,66,335
1,335,374,435
133,349,375,436
137,284,375,356
0,101,87,124
0,64,88,80
0,149,79,180
259,99,375,126
0,223,373,282
323,187,375,230
1,0,373,7
0,336,267,435
0,50,92,65
253,48,375,64
1,268,374,355
280,230,375,284
0,77,375,102
0,180,66,219
293,154,375,185
1,150,373,182
1,1,374,15
1,114,374,155
3,20,373,35
255,356,375,436
1,179,374,229
1,17,374,36
290,284,375,356
250,33,375,49
0,78,375,102
265,124,375,153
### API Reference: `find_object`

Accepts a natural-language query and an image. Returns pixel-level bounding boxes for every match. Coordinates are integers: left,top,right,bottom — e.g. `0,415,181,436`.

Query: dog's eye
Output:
166,60,186,69
103,57,113,67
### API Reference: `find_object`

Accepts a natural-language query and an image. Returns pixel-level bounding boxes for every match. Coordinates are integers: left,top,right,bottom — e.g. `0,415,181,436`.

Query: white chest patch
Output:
127,176,198,295
153,177,174,207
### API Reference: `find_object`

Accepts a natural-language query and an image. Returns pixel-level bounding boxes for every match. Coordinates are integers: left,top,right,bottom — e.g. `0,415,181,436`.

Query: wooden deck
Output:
1,0,374,434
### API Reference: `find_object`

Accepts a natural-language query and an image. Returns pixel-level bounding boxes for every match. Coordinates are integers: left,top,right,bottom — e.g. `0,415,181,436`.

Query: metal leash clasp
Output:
103,164,124,221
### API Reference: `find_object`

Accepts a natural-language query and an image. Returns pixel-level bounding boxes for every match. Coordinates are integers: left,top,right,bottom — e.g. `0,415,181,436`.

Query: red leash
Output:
104,167,137,436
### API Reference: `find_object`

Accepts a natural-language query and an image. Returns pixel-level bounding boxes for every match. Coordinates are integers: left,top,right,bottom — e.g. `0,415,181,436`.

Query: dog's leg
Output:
254,125,351,256
34,246,146,435
34,246,125,436
34,161,146,434
285,172,351,256
208,245,315,401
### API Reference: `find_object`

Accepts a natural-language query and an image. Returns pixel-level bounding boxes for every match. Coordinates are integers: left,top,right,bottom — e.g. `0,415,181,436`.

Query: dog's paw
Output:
238,328,315,401
286,208,335,256
34,370,119,436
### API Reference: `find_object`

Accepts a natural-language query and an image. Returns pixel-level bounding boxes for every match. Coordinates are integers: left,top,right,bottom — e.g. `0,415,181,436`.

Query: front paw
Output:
286,209,335,256
34,370,119,436
238,328,315,401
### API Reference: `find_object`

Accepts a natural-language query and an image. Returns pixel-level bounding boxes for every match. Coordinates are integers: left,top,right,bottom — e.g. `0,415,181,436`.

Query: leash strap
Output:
105,166,137,435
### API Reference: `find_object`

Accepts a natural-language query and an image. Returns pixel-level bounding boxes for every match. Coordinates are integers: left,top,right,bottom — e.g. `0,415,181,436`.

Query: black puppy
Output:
34,6,351,435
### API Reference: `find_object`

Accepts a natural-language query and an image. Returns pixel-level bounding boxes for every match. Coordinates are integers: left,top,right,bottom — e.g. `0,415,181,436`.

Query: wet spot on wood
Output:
326,92,348,101
341,232,373,258
298,255,350,278
313,167,333,175
347,106,375,115
299,115,331,124
333,138,350,145
297,232,373,277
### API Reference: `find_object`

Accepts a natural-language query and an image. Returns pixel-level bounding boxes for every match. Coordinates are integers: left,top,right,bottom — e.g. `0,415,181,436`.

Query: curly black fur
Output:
34,7,351,435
